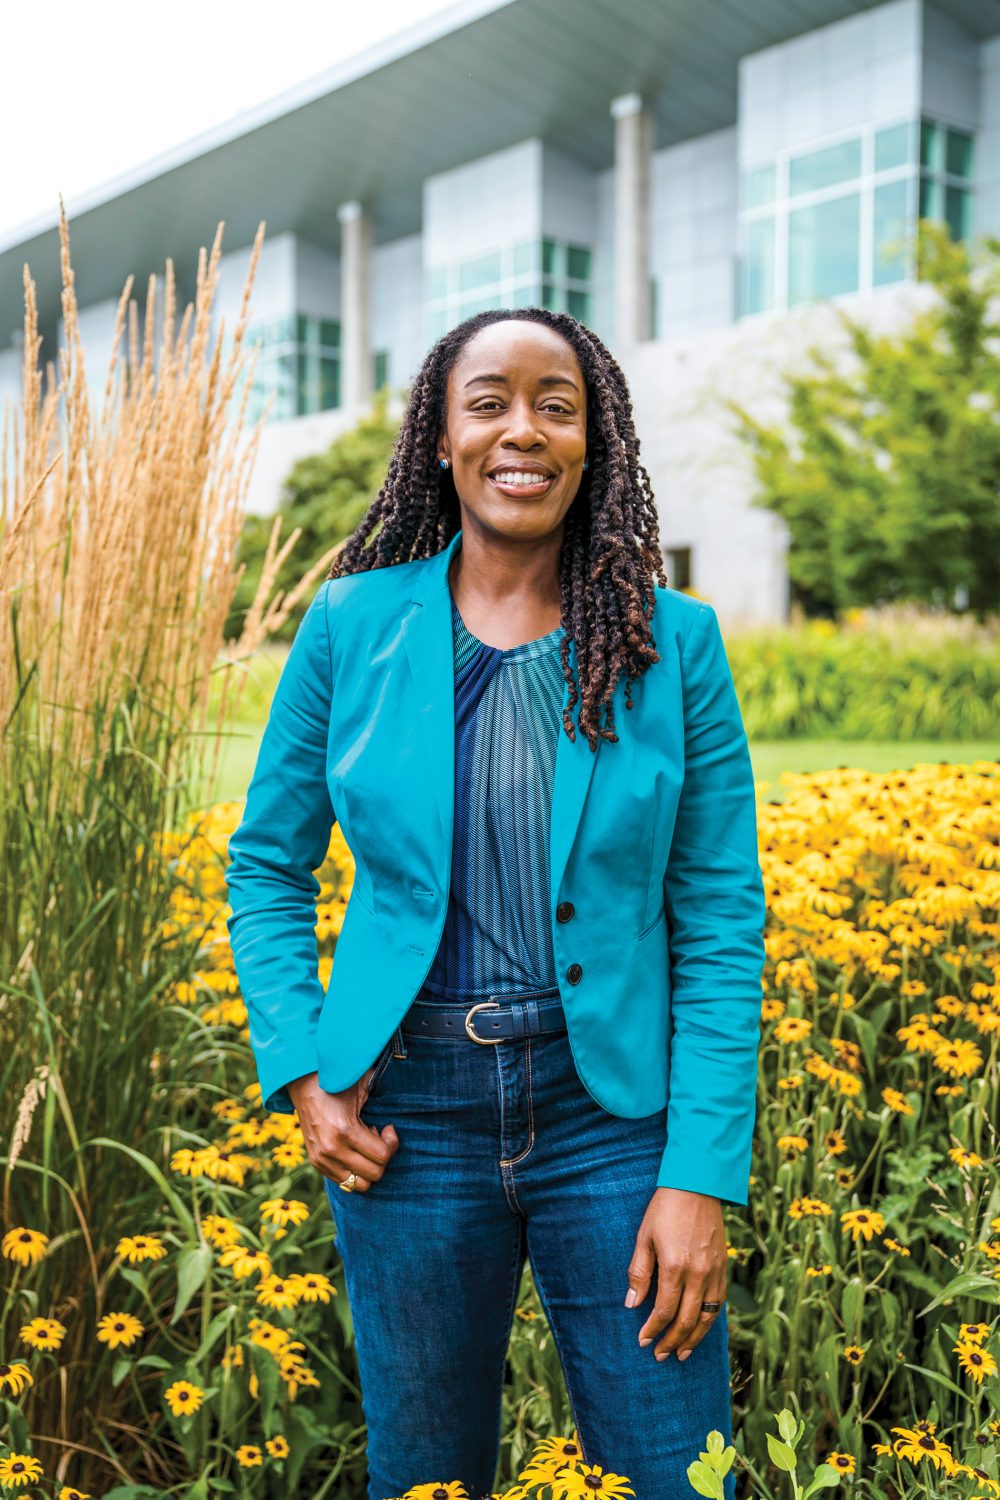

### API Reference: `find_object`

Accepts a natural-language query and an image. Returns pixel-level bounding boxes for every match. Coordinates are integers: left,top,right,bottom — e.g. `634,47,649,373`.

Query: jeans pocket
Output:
364,1038,396,1103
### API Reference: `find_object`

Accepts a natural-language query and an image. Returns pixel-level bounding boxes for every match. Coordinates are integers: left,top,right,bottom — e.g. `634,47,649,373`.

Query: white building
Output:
0,0,995,622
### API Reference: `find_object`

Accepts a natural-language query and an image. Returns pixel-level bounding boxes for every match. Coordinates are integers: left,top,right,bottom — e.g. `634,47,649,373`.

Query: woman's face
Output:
437,320,588,544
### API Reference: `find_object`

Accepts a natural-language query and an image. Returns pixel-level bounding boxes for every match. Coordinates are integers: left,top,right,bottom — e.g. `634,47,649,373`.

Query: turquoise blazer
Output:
225,528,767,1207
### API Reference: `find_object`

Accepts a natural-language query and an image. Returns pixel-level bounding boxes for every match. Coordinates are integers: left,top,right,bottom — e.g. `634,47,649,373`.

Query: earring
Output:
583,459,589,470
439,458,450,469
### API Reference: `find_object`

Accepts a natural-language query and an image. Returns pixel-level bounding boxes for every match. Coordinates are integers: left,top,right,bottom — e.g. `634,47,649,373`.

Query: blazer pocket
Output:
637,905,666,942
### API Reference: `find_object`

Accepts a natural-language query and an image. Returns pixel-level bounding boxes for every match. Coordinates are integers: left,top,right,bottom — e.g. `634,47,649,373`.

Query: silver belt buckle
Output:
464,999,502,1044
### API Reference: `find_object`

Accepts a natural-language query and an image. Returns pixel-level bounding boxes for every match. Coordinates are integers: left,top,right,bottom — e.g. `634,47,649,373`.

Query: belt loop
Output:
524,996,539,1038
392,1023,407,1058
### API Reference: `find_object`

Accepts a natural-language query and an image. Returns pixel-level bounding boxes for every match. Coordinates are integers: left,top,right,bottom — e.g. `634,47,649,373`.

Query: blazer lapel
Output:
401,528,601,913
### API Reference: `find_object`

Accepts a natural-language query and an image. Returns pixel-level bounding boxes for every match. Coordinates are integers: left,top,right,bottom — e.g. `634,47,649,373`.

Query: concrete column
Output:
336,200,373,410
610,92,653,350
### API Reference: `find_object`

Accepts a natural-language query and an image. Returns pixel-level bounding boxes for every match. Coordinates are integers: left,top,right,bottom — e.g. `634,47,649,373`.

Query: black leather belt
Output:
403,987,566,1044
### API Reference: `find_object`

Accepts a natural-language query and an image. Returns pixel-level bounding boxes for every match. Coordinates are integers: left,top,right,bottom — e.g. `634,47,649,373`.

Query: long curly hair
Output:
327,307,668,749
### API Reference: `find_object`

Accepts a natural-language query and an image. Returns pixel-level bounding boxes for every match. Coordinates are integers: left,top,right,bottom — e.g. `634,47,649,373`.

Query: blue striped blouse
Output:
416,591,567,1002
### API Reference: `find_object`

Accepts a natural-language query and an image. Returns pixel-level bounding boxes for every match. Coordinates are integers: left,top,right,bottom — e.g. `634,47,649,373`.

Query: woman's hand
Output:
288,1070,400,1192
624,1187,728,1360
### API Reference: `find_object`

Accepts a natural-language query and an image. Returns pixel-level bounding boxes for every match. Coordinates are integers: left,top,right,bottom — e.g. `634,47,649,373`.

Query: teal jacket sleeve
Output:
224,581,336,1114
656,603,767,1208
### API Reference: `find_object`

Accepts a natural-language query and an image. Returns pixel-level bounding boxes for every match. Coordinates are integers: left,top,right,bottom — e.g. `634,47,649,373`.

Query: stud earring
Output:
439,458,450,469
583,460,589,470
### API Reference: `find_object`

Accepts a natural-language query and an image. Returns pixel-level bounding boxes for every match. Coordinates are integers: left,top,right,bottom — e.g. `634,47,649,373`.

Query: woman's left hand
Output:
624,1186,728,1361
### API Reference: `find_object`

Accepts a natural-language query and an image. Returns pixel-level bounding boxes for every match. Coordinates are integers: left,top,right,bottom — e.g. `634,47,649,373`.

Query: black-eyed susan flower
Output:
777,1134,809,1156
96,1312,144,1349
259,1197,310,1230
788,1197,832,1219
201,1214,242,1250
19,1316,67,1350
889,1425,955,1475
825,1453,855,1474
556,1462,635,1497
954,1339,998,1384
57,1485,91,1499
774,1016,813,1044
933,1037,983,1078
271,1139,307,1169
959,1323,990,1344
881,1087,914,1114
806,1264,833,1278
164,1379,204,1417
115,1233,168,1264
218,1246,272,1280
256,1273,302,1310
0,1452,44,1486
235,1446,263,1468
777,1074,804,1091
843,1344,865,1365
0,1361,33,1396
265,1435,290,1460
2,1227,49,1267
948,1144,984,1169
841,1208,885,1242
220,1342,245,1369
822,1128,847,1155
951,1460,1000,1495
883,1238,911,1256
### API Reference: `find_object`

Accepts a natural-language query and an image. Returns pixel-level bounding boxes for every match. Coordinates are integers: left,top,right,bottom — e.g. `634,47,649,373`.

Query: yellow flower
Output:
788,1197,832,1219
825,1453,855,1473
881,1087,914,1115
265,1435,290,1459
164,1378,205,1417
841,1208,885,1242
19,1317,67,1350
218,1246,272,1281
889,1425,955,1474
933,1037,983,1078
1,1227,50,1267
235,1446,263,1468
843,1344,865,1364
96,1312,144,1349
0,1452,44,1487
883,1238,911,1256
958,1322,990,1344
948,1145,984,1168
777,1135,809,1154
201,1214,242,1250
260,1197,310,1229
774,1016,813,1044
0,1362,33,1396
558,1463,635,1497
58,1486,92,1499
954,1339,997,1384
116,1233,168,1264
256,1274,302,1310
292,1272,336,1304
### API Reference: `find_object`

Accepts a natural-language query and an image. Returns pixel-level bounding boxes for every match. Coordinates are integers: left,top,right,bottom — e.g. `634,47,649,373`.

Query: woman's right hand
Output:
287,1070,400,1192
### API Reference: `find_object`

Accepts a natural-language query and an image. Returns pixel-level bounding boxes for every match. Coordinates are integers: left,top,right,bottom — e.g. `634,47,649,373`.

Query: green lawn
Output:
183,719,998,822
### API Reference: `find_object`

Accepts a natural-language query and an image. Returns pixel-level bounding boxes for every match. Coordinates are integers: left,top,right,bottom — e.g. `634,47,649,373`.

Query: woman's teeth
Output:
488,472,555,491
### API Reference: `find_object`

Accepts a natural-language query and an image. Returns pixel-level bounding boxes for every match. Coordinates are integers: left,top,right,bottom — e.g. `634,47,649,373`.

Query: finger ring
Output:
701,1300,723,1312
338,1172,358,1192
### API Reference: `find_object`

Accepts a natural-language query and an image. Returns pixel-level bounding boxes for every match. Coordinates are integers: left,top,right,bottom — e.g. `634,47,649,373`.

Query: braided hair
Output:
327,307,669,749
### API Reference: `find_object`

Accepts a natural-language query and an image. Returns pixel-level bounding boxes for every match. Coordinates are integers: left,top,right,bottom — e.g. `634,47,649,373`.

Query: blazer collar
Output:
399,527,601,915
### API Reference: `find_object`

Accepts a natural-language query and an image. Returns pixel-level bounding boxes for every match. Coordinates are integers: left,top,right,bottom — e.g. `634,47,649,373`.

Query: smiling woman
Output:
225,306,763,1500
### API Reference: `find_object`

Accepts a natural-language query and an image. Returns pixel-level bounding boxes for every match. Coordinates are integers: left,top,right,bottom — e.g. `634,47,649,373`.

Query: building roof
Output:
2,0,998,344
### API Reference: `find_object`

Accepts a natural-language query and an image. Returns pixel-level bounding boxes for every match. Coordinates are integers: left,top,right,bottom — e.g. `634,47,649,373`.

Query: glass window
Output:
920,119,942,172
510,282,541,307
567,244,591,281
541,280,559,310
873,178,909,286
945,185,971,241
946,128,973,179
427,267,448,301
788,192,860,304
458,252,501,293
875,122,912,173
320,317,340,349
373,350,388,392
789,138,861,196
428,306,450,342
746,164,776,209
919,175,942,220
567,288,591,323
665,546,691,590
542,239,559,276
745,217,776,314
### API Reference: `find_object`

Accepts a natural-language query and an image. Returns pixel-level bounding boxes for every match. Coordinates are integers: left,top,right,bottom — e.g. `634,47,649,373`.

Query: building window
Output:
241,313,340,422
425,237,593,341
374,349,389,391
737,114,974,318
664,546,692,591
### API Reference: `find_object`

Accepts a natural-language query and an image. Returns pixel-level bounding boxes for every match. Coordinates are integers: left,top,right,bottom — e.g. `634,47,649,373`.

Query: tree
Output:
722,220,1000,619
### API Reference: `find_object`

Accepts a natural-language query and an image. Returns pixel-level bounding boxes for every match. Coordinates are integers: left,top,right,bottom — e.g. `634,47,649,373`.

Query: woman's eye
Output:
475,401,569,414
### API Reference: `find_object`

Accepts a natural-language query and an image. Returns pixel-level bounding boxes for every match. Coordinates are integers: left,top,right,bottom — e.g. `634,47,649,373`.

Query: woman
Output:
225,308,767,1500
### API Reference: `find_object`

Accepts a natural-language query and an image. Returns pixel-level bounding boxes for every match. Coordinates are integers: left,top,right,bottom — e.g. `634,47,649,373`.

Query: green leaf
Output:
686,1459,723,1498
919,1270,1000,1315
766,1434,798,1472
171,1245,214,1325
85,1137,195,1236
901,1360,972,1401
803,1463,845,1495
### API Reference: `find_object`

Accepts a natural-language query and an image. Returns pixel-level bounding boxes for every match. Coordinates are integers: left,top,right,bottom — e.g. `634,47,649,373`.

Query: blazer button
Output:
566,963,583,984
556,901,575,923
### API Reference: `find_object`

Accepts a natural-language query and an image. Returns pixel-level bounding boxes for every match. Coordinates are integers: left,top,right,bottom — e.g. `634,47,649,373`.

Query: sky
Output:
0,0,462,241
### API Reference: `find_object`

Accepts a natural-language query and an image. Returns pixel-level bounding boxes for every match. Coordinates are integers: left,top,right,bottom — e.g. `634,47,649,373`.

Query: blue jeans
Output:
323,990,737,1500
